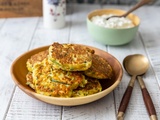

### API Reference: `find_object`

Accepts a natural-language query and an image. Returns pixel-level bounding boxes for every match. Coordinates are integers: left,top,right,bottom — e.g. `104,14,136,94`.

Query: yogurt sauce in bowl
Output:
91,14,135,29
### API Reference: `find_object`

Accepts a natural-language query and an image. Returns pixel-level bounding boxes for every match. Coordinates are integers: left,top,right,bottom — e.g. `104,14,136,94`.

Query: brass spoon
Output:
106,0,152,20
117,54,157,120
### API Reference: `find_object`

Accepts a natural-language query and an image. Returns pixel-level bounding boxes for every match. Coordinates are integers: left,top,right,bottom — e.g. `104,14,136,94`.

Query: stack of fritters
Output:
26,42,113,97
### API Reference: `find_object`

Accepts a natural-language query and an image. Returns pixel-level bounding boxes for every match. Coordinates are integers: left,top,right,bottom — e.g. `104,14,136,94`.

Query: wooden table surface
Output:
0,4,160,120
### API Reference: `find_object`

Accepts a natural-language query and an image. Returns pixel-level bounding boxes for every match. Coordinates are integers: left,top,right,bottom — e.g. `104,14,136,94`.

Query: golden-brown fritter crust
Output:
26,50,49,71
26,72,35,90
48,42,94,71
84,54,113,79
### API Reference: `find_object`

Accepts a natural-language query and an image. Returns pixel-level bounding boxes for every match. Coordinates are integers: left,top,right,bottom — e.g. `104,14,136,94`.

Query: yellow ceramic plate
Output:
10,44,123,106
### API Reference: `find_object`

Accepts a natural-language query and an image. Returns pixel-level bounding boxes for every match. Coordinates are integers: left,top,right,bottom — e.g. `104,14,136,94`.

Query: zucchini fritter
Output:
48,42,94,71
72,77,102,97
26,50,48,72
32,59,88,97
84,54,113,79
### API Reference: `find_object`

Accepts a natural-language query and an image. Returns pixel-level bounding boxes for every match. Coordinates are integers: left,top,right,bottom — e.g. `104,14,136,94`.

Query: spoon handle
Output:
122,0,152,17
117,75,136,120
106,0,152,20
137,76,157,120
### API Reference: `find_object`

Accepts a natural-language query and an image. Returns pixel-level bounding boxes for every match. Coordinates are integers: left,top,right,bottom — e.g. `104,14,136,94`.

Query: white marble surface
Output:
0,4,160,120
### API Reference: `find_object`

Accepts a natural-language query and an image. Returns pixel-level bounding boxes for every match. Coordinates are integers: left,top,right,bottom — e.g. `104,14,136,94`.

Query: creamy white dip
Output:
91,14,135,29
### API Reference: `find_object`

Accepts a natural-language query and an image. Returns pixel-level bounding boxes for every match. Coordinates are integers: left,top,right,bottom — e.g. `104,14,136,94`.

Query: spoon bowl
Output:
123,54,149,76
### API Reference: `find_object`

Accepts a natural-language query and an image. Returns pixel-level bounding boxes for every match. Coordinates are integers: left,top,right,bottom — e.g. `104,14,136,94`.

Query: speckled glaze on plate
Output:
10,44,123,106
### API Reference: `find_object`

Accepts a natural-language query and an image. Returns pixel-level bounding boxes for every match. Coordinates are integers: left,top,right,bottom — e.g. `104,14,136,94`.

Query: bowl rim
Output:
10,44,123,106
87,8,140,30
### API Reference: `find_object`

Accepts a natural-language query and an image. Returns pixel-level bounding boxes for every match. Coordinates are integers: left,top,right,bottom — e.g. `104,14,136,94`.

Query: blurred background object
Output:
66,0,158,5
0,0,158,18
43,0,66,29
0,0,42,18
